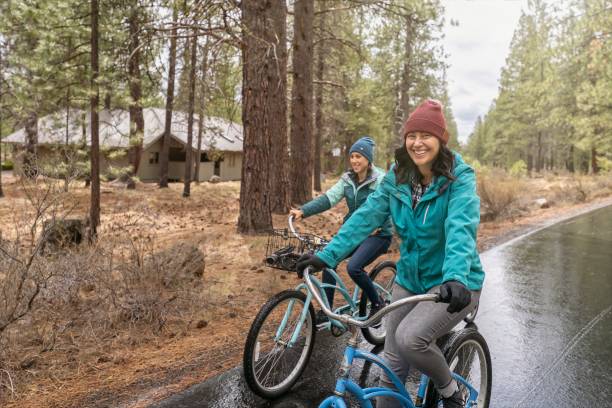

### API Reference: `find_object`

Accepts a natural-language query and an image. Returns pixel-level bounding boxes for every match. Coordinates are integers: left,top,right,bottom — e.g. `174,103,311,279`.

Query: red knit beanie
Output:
402,99,449,145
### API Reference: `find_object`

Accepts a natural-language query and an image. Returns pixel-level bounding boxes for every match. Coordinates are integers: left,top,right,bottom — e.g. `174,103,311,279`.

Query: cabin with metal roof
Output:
3,108,244,182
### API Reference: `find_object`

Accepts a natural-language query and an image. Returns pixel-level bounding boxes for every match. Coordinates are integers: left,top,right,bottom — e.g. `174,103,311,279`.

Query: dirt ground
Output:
0,172,610,408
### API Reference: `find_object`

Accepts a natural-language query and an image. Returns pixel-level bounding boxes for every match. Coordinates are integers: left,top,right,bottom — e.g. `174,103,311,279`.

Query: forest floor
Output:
0,171,611,407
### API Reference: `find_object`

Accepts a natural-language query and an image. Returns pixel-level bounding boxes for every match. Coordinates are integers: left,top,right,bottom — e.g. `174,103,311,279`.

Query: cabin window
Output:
169,147,186,162
149,152,159,164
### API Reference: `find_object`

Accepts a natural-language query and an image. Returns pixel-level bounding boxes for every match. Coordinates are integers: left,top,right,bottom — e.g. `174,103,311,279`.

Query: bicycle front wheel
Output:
425,326,492,408
359,260,396,346
243,289,316,399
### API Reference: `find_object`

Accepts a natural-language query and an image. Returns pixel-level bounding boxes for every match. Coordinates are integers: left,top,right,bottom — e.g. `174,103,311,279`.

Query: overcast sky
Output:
442,0,529,143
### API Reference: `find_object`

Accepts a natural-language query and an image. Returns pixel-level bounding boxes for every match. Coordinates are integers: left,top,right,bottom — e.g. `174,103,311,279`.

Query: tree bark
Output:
268,0,290,213
182,29,198,198
89,0,101,240
536,131,543,172
0,47,4,198
63,85,71,192
23,112,38,178
567,145,574,173
195,39,209,184
591,147,599,174
237,0,274,234
289,0,315,204
127,5,144,189
313,9,326,193
159,3,178,188
397,15,414,141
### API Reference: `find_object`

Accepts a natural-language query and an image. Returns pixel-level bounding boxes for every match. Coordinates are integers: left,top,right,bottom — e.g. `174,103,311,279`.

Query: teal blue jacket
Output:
316,153,484,294
301,166,393,237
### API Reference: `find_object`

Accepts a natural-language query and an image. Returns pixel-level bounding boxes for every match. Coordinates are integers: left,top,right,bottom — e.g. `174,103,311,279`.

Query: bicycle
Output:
243,216,397,399
302,267,492,408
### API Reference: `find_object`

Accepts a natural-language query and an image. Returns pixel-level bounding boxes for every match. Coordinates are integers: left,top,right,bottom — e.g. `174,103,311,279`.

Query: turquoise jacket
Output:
316,153,484,294
301,166,393,237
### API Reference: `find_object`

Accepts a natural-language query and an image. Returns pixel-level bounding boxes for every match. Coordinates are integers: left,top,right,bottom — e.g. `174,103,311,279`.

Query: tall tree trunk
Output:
0,47,4,198
23,112,38,178
237,1,274,234
127,5,144,189
397,15,414,141
590,147,599,174
64,85,71,192
268,0,290,213
195,39,209,184
289,0,314,204
89,0,101,239
567,145,574,173
62,37,73,192
159,3,178,188
313,10,326,193
536,131,543,172
182,30,198,198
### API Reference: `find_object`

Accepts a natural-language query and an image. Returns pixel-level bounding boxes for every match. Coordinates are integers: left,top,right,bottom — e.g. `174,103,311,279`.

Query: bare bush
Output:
0,178,206,401
477,170,522,221
570,176,588,202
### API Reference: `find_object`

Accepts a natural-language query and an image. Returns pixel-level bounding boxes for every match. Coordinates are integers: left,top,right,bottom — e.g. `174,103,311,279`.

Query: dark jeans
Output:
322,234,392,310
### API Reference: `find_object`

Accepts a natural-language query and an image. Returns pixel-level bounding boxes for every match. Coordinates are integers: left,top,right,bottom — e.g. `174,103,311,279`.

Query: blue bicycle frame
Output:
274,269,363,347
297,267,480,408
318,340,480,408
276,267,386,347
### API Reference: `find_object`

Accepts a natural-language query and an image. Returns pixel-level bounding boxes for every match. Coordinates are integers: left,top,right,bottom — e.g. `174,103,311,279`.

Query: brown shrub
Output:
0,178,207,401
477,171,523,221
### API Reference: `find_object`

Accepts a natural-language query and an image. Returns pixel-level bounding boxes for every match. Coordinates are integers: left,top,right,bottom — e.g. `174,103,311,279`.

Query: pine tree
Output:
268,1,290,214
159,2,179,188
89,0,101,239
237,0,275,234
290,0,315,204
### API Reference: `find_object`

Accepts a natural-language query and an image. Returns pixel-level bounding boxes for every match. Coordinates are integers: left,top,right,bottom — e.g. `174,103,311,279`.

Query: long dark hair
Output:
394,143,456,185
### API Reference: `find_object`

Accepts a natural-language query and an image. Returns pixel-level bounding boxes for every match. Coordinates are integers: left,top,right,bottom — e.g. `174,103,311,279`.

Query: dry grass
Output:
0,174,336,407
477,169,525,221
0,170,610,407
476,169,612,221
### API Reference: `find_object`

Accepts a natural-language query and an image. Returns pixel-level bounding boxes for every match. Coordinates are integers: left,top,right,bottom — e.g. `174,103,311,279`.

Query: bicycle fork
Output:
275,293,313,347
319,326,368,408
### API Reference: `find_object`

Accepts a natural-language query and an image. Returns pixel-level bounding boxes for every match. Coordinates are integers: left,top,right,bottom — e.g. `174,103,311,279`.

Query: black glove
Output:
296,254,326,278
439,280,471,313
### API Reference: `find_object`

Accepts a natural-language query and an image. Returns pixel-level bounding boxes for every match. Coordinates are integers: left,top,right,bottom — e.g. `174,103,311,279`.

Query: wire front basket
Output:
264,229,329,272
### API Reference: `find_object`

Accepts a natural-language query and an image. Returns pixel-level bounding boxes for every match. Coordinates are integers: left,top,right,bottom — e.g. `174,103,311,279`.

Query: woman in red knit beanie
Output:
298,99,485,408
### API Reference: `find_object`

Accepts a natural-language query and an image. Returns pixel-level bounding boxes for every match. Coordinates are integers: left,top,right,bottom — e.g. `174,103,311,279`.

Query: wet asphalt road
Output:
152,205,612,408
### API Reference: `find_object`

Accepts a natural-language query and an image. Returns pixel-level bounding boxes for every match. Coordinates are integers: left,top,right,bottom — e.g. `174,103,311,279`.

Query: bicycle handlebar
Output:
303,267,441,329
288,215,304,242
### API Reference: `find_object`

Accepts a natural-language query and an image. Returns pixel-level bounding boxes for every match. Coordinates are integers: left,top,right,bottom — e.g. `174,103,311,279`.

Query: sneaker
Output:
368,301,384,328
315,310,328,329
441,389,466,408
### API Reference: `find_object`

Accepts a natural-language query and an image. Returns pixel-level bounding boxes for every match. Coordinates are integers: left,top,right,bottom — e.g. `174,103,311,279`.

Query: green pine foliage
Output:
1,0,459,179
466,0,611,174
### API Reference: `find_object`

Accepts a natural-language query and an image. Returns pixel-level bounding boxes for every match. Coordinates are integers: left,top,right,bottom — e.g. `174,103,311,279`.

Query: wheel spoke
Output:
245,291,315,397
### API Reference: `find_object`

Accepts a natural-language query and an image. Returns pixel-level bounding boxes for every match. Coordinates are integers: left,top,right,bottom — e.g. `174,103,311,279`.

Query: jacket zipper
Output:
423,203,431,224
352,175,376,210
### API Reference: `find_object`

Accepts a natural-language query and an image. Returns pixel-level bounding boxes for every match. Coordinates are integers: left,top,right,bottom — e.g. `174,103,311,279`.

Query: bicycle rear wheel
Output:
359,260,396,345
243,290,316,399
424,325,492,408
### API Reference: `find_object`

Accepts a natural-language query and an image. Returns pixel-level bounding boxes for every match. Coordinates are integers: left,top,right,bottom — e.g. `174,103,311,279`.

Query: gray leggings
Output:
377,283,481,408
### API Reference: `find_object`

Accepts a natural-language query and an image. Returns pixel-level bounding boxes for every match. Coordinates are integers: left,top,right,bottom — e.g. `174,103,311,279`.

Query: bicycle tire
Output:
243,289,316,399
424,325,492,408
359,260,397,346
